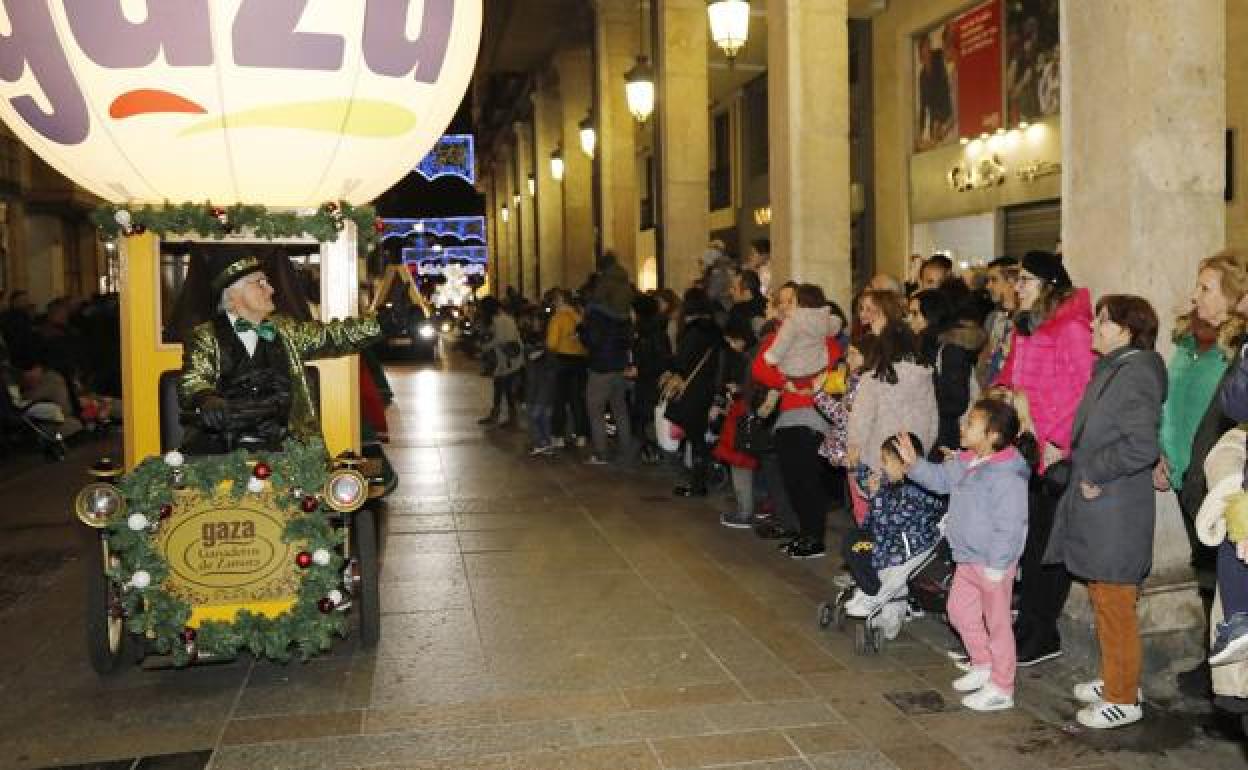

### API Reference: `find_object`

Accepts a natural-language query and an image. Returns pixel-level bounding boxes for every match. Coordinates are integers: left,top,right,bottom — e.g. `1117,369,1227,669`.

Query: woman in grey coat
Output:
1044,294,1167,730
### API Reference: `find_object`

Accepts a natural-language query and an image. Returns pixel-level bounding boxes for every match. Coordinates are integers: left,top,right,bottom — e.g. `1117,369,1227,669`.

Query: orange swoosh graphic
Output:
110,89,208,119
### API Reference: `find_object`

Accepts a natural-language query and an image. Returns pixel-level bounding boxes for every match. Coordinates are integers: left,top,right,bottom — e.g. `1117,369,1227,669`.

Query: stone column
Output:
484,174,500,295
595,0,640,279
493,150,514,295
656,0,709,291
767,0,851,310
533,74,566,294
515,120,539,299
1060,0,1224,674
556,46,596,290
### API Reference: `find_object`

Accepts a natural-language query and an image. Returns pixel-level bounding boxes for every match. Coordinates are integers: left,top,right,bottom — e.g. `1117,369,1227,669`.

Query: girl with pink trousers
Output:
897,398,1030,711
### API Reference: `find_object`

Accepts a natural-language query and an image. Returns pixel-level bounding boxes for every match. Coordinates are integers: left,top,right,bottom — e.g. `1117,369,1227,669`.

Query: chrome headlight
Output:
324,469,367,512
417,323,437,339
75,482,125,528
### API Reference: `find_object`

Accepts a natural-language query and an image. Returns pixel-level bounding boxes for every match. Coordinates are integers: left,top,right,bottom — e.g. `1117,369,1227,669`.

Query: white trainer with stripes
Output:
1076,701,1143,729
1072,680,1143,705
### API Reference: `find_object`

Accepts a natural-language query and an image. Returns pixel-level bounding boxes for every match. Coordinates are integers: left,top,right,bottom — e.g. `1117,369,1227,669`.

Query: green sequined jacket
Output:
178,313,381,441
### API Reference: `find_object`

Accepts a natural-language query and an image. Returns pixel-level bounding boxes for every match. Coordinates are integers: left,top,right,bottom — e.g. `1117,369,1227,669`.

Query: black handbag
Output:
734,411,775,454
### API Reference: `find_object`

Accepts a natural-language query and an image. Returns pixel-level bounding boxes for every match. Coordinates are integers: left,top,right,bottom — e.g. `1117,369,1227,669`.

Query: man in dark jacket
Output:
580,251,636,464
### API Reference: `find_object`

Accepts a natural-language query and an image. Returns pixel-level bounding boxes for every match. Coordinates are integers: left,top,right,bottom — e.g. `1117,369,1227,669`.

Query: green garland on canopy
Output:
106,437,351,665
90,201,383,253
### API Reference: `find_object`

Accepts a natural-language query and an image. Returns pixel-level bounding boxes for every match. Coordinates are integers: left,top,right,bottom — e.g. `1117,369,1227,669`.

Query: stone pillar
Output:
556,46,596,290
533,74,566,294
656,0,709,291
767,0,851,310
484,175,499,295
1060,0,1224,675
493,150,514,295
515,120,539,299
595,0,640,279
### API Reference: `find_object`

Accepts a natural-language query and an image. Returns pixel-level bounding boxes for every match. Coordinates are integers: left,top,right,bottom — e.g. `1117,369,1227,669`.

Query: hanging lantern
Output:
578,113,596,159
708,0,751,63
550,147,565,181
624,56,656,123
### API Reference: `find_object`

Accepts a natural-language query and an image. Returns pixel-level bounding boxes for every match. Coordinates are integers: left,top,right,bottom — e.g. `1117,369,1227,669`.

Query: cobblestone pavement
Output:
1,357,1245,769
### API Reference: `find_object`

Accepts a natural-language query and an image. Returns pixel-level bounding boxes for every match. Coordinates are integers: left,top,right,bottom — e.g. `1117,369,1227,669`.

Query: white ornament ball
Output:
312,548,331,566
247,476,266,494
114,209,132,228
163,450,184,467
127,513,149,531
327,589,344,606
130,570,152,589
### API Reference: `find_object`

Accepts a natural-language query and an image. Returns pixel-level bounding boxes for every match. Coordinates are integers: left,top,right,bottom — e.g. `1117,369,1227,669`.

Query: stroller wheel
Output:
854,621,883,656
817,602,834,630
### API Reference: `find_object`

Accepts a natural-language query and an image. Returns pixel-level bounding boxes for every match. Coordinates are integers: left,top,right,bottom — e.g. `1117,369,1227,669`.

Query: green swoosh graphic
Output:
179,99,416,138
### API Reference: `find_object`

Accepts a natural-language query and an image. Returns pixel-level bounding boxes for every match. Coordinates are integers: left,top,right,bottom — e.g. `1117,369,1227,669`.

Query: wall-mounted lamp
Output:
579,112,596,158
527,173,536,196
708,0,750,64
550,147,565,181
500,206,510,223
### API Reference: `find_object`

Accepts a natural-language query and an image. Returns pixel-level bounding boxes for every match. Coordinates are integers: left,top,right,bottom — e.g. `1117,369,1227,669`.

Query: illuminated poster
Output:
1006,0,1060,124
954,1,1003,139
914,20,957,152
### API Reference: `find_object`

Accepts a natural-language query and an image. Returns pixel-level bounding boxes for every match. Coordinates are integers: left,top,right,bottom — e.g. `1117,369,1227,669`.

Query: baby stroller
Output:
0,369,69,461
817,538,954,655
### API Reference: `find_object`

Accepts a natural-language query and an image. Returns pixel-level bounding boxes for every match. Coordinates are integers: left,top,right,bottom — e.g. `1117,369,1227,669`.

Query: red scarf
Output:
1191,316,1219,353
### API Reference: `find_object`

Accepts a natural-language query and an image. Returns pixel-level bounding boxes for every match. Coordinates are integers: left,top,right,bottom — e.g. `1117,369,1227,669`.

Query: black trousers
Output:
552,355,589,438
492,372,517,417
775,426,829,543
1014,484,1073,645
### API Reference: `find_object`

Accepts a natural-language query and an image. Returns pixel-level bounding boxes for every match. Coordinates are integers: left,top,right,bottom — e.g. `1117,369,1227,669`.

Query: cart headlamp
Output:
418,323,437,339
75,482,125,527
324,469,367,512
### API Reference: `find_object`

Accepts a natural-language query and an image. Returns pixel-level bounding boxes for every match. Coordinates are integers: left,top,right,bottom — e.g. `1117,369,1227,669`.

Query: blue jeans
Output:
1219,538,1248,617
529,403,553,447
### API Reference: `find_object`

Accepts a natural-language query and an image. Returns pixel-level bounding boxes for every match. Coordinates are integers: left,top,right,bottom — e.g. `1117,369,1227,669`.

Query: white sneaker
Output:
551,437,566,449
1076,701,1142,729
1073,680,1143,705
878,602,905,641
952,665,992,693
961,682,1014,711
843,590,876,618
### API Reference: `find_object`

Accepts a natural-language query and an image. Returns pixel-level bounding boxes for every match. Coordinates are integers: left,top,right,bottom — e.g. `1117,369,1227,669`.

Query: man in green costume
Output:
178,248,380,454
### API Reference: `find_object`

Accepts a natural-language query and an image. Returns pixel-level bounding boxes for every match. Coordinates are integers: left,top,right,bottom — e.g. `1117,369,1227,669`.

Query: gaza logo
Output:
0,1,482,206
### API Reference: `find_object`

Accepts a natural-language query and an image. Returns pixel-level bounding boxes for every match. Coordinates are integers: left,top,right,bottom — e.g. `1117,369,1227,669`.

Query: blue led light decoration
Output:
414,134,476,184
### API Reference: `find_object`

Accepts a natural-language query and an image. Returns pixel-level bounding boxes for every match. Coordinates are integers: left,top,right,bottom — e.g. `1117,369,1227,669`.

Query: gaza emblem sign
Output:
0,1,482,206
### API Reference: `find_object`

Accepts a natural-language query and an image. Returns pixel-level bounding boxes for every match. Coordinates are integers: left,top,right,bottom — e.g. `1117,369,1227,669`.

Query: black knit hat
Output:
1021,250,1072,290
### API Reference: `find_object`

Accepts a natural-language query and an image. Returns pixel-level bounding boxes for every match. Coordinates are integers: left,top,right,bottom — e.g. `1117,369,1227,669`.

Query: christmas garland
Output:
90,201,384,253
106,437,352,665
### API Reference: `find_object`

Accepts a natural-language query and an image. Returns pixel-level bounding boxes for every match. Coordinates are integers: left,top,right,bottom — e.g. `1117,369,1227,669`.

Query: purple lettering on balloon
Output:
234,0,344,71
64,0,212,68
0,2,87,145
363,0,453,83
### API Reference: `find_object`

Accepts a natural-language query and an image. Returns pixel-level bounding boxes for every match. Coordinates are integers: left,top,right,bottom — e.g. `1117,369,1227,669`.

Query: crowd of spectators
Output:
469,239,1248,730
0,289,122,448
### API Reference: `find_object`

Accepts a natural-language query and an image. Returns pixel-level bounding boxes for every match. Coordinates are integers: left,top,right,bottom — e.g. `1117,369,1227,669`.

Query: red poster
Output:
953,0,1003,139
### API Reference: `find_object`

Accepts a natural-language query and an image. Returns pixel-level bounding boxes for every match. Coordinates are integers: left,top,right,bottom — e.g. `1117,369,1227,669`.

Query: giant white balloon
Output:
0,1,481,206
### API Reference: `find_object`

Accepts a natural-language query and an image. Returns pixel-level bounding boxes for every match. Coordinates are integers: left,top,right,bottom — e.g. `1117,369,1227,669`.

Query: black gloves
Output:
197,394,229,431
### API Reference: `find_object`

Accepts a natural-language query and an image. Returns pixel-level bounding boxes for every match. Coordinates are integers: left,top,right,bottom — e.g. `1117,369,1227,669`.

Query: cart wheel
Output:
817,602,835,629
869,625,884,654
85,537,130,674
833,589,851,631
351,506,381,648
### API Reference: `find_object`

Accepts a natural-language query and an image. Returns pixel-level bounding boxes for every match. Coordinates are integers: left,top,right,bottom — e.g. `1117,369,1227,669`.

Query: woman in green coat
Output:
1157,252,1248,563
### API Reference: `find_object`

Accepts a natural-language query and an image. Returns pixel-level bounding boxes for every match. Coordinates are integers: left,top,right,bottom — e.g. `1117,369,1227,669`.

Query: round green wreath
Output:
105,437,351,665
89,200,382,253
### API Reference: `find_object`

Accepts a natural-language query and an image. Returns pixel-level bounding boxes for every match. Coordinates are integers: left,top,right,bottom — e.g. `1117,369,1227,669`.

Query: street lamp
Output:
624,56,655,123
550,147,565,181
708,0,750,63
579,112,596,158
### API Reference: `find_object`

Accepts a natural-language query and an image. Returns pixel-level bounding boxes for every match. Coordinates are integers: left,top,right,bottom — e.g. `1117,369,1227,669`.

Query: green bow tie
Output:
234,317,277,341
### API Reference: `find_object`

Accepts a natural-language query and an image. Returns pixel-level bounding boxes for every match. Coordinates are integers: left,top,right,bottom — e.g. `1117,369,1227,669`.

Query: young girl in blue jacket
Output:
897,398,1030,712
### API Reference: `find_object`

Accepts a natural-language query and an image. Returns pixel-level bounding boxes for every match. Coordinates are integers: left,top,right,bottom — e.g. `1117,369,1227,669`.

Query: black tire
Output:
869,626,884,655
352,506,381,648
84,537,130,674
816,602,834,629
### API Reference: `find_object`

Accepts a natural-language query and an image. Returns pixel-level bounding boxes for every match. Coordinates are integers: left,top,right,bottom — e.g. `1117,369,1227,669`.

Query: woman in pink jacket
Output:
993,250,1095,667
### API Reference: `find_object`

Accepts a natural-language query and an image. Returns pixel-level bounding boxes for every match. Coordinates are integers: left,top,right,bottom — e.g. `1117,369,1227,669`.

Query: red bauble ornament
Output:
374,217,386,234
301,495,319,513
180,627,197,642
253,462,272,480
158,503,173,520
295,551,313,569
317,597,334,613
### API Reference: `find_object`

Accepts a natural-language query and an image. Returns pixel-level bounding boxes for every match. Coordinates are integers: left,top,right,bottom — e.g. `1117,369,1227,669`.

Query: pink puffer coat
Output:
994,288,1096,466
